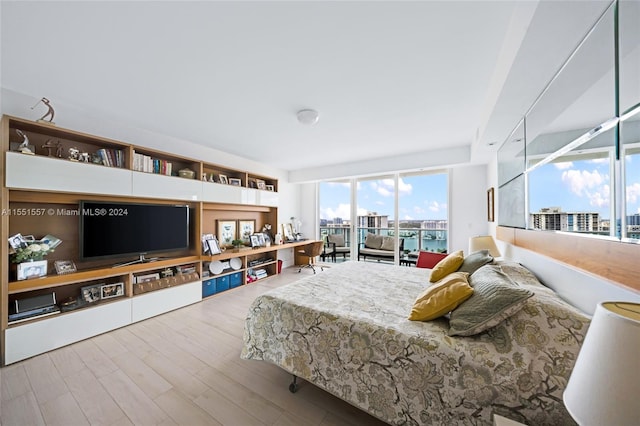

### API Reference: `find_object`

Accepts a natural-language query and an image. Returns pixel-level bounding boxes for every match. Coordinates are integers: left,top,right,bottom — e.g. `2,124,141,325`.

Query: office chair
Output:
297,241,325,274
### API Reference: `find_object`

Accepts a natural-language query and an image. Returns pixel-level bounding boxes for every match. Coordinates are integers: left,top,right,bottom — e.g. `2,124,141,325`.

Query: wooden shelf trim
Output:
497,226,640,294
8,256,200,294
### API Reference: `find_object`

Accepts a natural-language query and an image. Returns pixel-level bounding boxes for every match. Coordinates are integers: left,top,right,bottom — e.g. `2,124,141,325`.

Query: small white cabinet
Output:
132,171,203,201
131,281,202,323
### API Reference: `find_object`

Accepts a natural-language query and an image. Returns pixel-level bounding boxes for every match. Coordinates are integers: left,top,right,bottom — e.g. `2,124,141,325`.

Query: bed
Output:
241,260,590,425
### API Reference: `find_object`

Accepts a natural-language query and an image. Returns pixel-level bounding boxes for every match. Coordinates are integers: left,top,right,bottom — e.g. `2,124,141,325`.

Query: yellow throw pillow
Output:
429,250,464,282
409,272,473,321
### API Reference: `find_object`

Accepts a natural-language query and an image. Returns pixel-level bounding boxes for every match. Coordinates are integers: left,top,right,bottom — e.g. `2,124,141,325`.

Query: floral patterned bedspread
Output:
241,261,590,425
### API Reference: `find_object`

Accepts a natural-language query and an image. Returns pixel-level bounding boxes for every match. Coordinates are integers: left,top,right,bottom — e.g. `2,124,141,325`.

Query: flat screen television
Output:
79,201,190,264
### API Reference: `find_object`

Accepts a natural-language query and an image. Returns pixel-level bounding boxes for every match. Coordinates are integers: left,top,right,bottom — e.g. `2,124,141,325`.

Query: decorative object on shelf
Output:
231,239,245,251
178,168,195,179
217,220,237,247
68,147,80,161
229,257,242,270
54,260,76,275
219,174,228,184
9,234,58,263
265,184,275,191
262,223,273,246
207,237,221,255
31,97,56,124
80,284,102,303
100,282,124,299
209,260,225,275
250,233,266,248
239,220,256,244
41,139,61,156
14,129,35,155
274,233,283,245
229,177,242,186
135,272,160,283
16,260,48,280
256,179,266,190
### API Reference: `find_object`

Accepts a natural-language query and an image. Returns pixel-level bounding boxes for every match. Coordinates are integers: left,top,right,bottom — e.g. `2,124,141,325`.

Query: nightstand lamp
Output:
468,235,501,258
563,302,640,426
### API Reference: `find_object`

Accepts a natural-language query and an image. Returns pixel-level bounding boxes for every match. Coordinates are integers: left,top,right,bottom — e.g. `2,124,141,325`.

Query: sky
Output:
319,152,640,223
530,153,640,219
319,173,448,222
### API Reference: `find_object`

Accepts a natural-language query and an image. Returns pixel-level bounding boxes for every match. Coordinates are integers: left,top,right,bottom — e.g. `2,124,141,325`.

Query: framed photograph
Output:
219,174,228,185
81,284,102,303
238,220,256,244
207,237,221,255
17,260,48,280
250,233,266,248
249,180,257,189
8,233,28,250
136,272,160,283
256,179,266,190
229,177,242,186
487,187,495,222
201,233,214,254
265,184,275,191
55,260,77,275
217,219,237,246
101,282,124,299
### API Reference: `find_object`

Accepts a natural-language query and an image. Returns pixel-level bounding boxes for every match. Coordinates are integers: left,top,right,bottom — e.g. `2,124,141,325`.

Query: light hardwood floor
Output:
0,265,388,426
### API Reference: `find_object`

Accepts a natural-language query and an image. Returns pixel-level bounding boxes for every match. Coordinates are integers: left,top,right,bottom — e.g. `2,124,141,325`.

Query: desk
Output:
287,240,323,266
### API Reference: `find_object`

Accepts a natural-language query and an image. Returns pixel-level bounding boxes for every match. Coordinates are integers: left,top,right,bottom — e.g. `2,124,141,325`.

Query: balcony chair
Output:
325,234,349,261
298,240,326,274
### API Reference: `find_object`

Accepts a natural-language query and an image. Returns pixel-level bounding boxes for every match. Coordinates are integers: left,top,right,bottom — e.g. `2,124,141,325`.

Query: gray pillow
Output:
448,265,533,336
328,234,345,247
364,233,383,249
457,249,493,274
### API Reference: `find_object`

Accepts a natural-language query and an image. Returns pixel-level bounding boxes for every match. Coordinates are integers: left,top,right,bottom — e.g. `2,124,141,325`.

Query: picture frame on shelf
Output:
54,260,77,275
229,177,242,186
256,179,266,190
101,282,124,299
219,174,228,185
217,219,237,246
80,284,102,303
207,237,222,255
249,180,257,189
238,220,256,244
265,184,275,191
201,233,214,254
135,272,160,283
16,260,48,280
8,233,27,250
250,233,266,248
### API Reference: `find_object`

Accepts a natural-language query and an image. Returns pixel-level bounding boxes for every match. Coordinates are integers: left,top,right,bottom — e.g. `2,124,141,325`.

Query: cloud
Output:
627,182,640,205
561,169,610,208
320,203,368,220
428,201,446,212
555,161,573,170
370,178,412,197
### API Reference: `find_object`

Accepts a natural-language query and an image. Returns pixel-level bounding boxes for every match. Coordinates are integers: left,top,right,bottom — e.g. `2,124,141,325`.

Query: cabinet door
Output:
202,181,243,204
132,171,202,201
131,281,202,322
5,152,132,196
257,190,279,207
4,299,132,365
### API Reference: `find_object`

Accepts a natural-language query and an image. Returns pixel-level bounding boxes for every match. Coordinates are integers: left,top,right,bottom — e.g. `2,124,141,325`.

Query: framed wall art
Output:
238,220,256,244
487,187,495,222
217,219,237,246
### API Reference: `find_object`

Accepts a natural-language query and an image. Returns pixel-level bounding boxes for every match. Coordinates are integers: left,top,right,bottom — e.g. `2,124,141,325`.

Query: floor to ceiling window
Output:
319,171,448,264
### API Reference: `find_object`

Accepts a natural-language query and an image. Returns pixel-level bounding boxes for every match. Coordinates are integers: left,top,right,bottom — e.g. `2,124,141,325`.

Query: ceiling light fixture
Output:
297,109,319,125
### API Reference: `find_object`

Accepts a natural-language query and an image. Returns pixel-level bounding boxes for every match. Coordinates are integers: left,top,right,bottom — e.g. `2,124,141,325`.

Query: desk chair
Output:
297,241,325,274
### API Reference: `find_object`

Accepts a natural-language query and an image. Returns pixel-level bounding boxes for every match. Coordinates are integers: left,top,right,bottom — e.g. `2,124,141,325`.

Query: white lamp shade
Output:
468,235,501,257
563,302,640,426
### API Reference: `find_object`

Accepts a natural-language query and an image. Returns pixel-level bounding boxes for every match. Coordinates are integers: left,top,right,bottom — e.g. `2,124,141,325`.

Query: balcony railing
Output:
319,226,448,256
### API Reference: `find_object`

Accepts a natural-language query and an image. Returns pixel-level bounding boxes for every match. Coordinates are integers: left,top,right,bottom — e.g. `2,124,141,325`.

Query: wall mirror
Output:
498,0,640,244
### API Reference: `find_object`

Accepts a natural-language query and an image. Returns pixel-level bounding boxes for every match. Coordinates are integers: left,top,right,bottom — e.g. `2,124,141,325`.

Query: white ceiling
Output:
1,1,613,176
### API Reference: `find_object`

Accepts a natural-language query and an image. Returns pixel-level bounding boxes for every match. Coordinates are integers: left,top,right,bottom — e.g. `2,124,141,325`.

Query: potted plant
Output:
231,239,245,252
